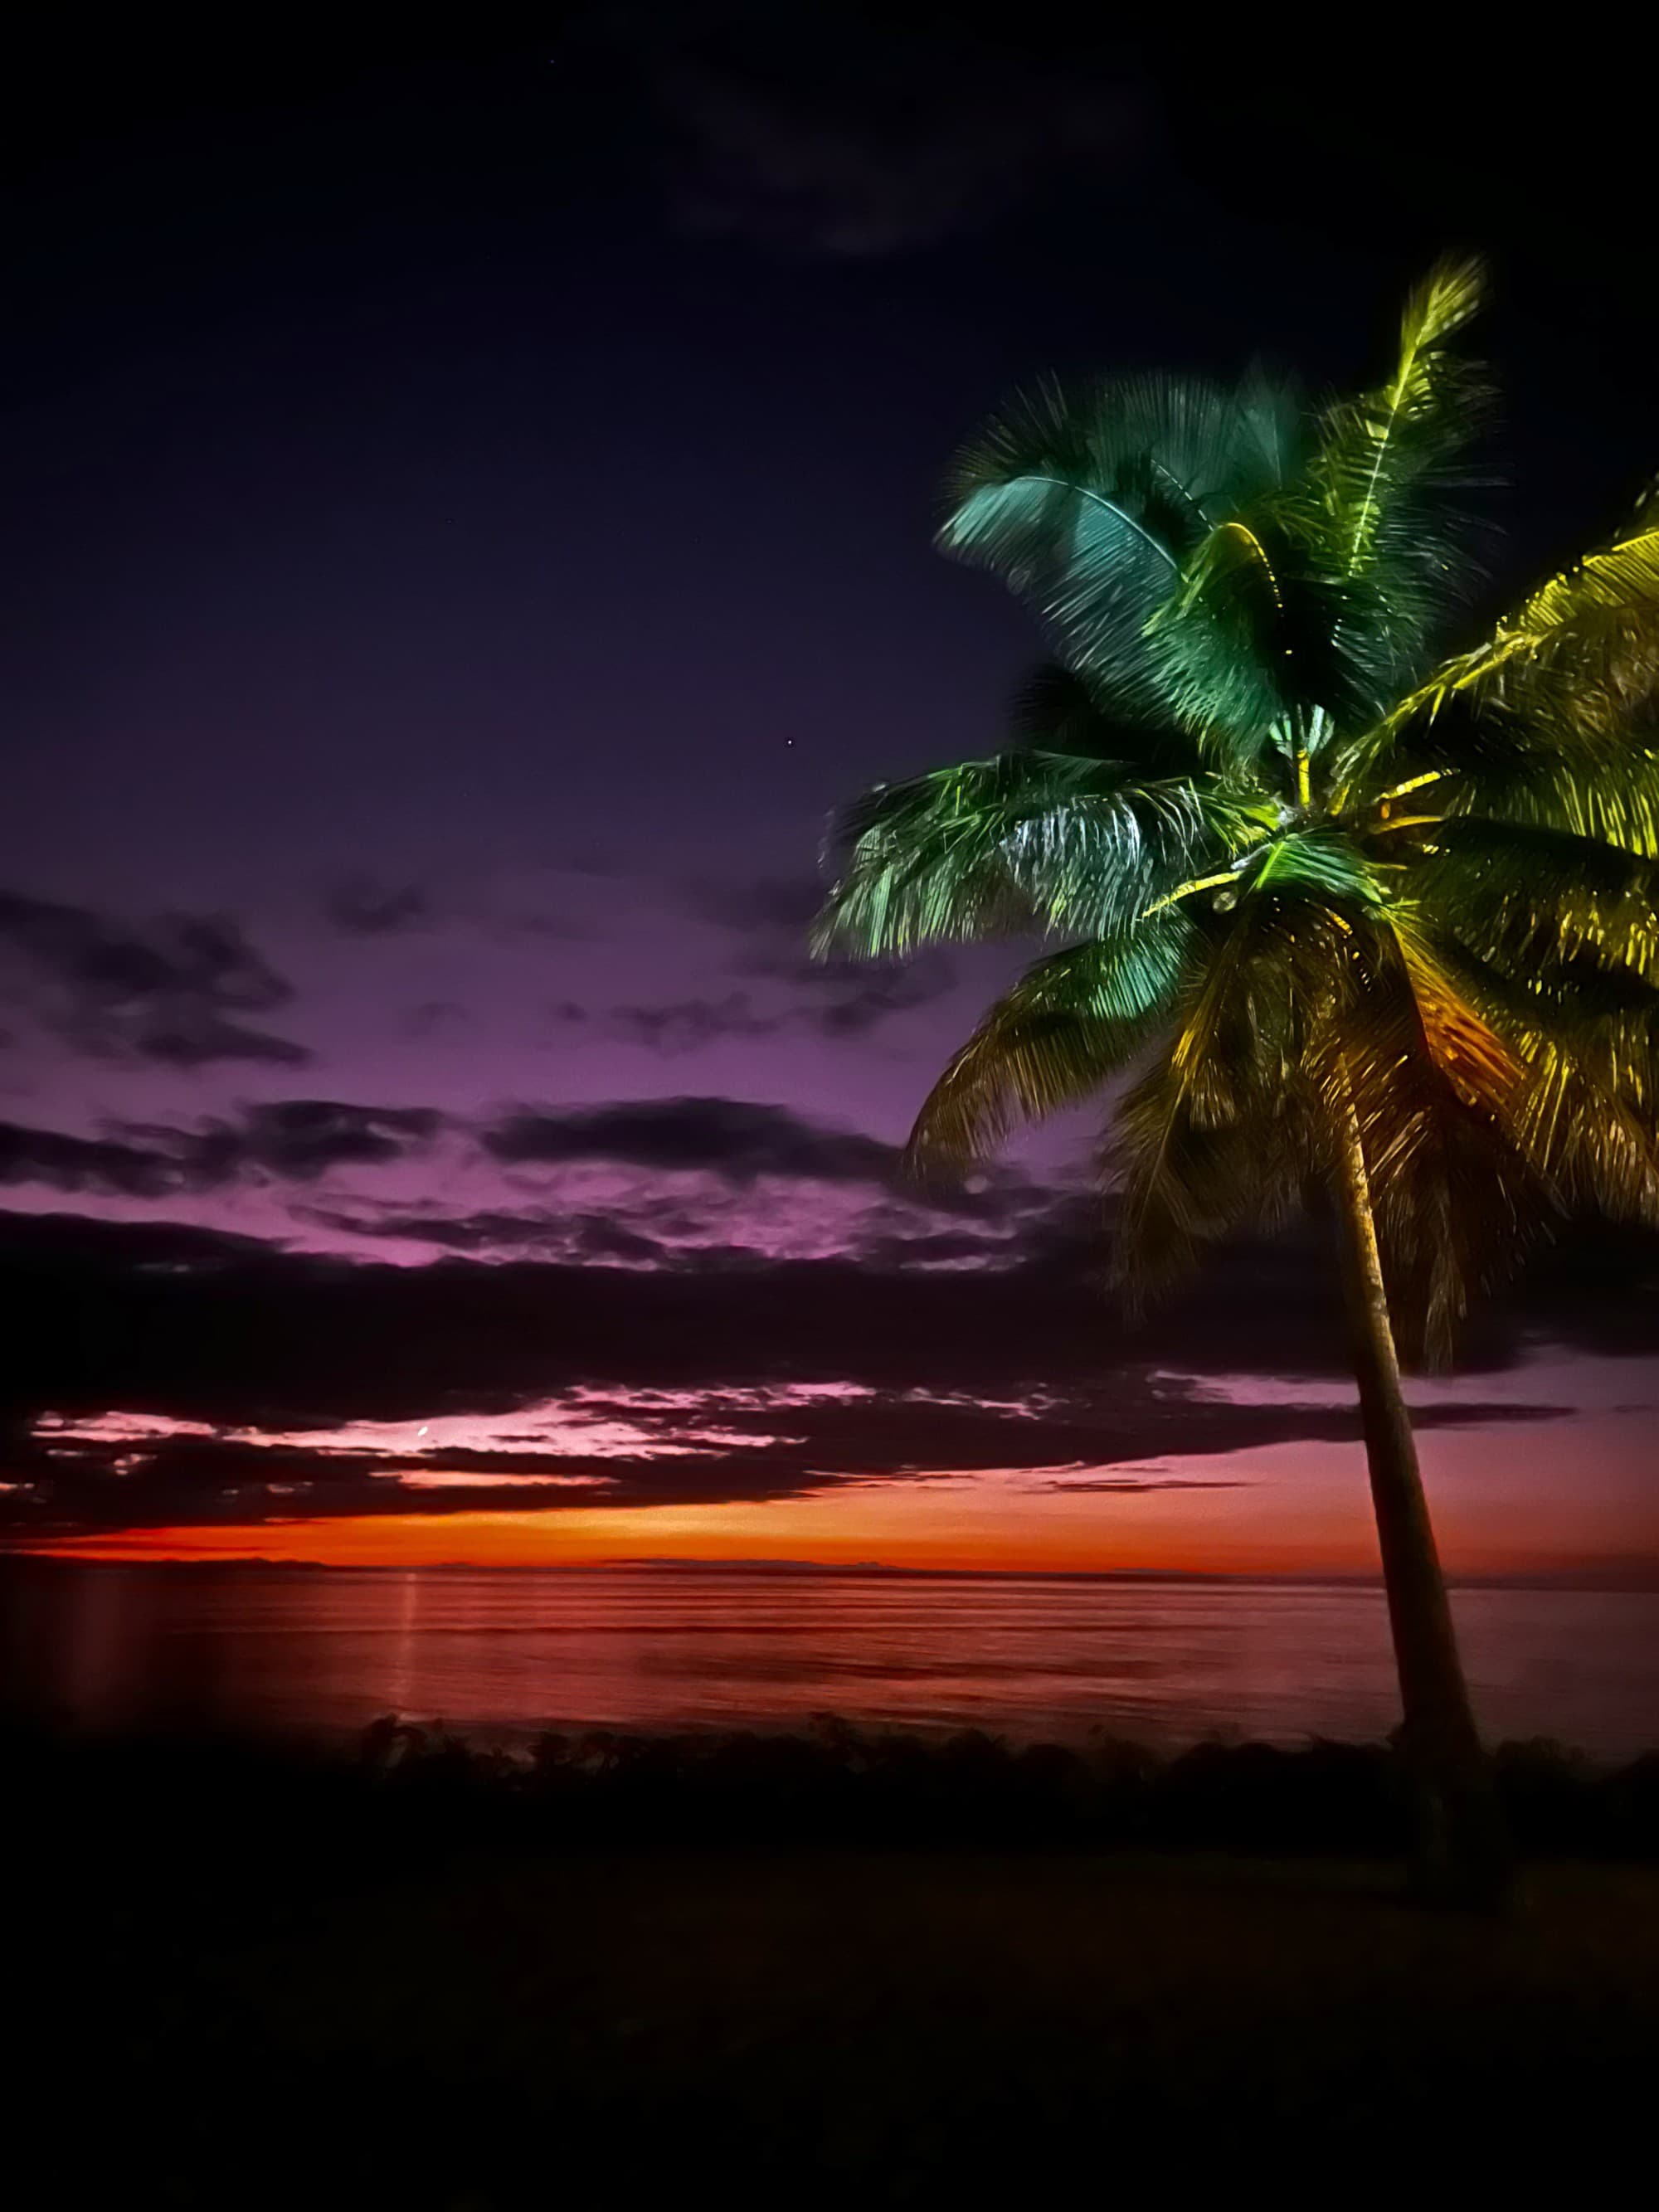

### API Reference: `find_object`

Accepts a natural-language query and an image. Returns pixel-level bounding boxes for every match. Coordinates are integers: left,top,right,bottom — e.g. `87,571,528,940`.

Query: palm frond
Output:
1411,819,1659,987
815,751,1272,959
905,921,1196,1174
1298,258,1493,700
1234,361,1306,489
1145,514,1300,753
1343,518,1659,782
1316,915,1544,1360
1444,741,1659,858
1108,903,1340,1294
1345,723,1659,861
1107,1078,1310,1305
1313,257,1491,570
1385,915,1525,1111
1245,826,1389,908
1507,1033,1659,1227
1429,934,1659,1223
937,372,1293,704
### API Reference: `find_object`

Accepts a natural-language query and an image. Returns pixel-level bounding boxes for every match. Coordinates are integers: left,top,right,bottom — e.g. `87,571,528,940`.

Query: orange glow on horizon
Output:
7,1493,1624,1582
5,1438,1365,1573
12,1409,1656,1580
15,1512,1360,1574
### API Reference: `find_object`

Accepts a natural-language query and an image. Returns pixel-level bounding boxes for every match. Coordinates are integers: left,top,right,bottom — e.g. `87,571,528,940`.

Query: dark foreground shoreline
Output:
12,1709,1658,1858
9,1719,1659,2198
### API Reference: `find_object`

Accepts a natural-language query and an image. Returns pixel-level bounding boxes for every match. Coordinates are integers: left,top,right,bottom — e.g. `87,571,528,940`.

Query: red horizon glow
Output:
16,1441,1657,1583
12,1364,1657,1578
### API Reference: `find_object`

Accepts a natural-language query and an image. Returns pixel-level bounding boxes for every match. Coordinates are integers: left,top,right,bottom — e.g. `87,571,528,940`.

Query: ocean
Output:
3,1561,1656,1758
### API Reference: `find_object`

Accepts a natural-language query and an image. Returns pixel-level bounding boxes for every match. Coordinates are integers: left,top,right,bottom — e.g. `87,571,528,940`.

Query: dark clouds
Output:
481,1096,902,1188
0,1096,1000,1237
196,1101,445,1180
1,1072,1649,1539
0,891,308,1067
1035,1477,1247,1495
0,1123,184,1202
0,1207,1573,1539
294,1205,669,1266
0,1102,442,1200
796,961,959,1038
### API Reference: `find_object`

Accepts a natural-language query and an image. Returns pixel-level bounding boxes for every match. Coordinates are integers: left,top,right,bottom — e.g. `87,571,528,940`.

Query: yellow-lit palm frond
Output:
1389,917,1523,1114
1412,819,1659,988
1326,256,1489,577
1508,1031,1659,1227
1438,741,1659,860
1346,519,1659,777
1314,915,1545,1359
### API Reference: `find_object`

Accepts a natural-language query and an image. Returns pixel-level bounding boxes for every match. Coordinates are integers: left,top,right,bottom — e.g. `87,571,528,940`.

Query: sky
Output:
3,8,1657,1575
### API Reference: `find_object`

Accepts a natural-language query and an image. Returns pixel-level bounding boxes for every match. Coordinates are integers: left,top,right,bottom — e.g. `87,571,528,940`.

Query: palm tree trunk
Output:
1331,1089,1513,1908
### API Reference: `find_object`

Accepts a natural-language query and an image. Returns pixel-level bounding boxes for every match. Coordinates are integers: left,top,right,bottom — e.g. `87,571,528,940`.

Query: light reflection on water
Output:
3,1563,1657,1757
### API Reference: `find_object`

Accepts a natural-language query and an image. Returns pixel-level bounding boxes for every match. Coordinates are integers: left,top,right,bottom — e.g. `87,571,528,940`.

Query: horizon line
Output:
4,1551,1657,1592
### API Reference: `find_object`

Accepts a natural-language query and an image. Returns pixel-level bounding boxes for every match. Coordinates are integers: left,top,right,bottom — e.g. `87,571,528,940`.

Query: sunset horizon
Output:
15,1529,1659,1587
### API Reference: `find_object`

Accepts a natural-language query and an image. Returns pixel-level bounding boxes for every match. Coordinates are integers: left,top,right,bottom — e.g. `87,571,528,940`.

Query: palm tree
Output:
813,262,1659,1906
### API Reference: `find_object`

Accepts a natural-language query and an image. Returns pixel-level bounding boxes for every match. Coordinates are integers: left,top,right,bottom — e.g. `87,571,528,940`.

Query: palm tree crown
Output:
815,261,1659,1360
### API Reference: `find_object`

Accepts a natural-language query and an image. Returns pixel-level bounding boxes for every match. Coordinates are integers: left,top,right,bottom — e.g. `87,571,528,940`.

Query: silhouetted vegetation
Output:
7,1714,1658,1870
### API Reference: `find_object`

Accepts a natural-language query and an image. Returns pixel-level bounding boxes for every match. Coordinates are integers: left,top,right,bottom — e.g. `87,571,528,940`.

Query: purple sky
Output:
2,14,1656,1568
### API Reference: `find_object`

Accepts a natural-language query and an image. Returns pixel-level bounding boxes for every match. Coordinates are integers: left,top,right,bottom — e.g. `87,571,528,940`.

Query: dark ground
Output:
10,1726,1659,2201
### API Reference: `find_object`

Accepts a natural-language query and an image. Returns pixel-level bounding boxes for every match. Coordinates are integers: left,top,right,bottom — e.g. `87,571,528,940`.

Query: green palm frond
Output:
1290,260,1493,698
905,920,1198,1175
1109,1072,1311,1305
1245,826,1388,907
1462,744,1659,858
815,750,1273,960
937,373,1291,706
1145,514,1303,750
1436,521,1658,715
1234,361,1306,489
1324,258,1487,557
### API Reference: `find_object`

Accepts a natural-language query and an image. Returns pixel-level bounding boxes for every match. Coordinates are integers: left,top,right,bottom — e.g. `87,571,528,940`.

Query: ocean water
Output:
2,1562,1657,1759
